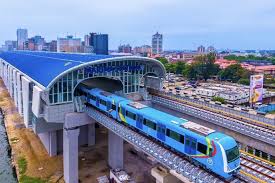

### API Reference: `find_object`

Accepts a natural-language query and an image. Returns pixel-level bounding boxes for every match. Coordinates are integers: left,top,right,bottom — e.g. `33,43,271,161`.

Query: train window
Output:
91,95,96,101
112,104,116,110
225,146,240,163
126,111,136,120
100,99,106,106
143,119,156,130
166,129,185,144
197,142,207,154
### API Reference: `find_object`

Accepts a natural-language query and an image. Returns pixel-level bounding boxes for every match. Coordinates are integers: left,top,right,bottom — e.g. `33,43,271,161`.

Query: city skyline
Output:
1,0,275,50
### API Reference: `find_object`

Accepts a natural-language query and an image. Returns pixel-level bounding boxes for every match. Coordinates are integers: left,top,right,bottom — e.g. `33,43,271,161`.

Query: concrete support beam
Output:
108,130,124,169
32,85,42,117
88,123,95,146
12,69,18,106
21,76,31,128
16,72,23,116
63,127,80,183
38,130,57,157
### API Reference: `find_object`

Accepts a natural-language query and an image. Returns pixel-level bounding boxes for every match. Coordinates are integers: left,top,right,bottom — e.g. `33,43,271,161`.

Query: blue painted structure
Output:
0,51,115,87
257,104,275,113
79,87,241,179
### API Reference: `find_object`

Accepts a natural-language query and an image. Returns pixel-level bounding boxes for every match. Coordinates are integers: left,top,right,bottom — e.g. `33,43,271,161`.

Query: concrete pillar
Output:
21,76,31,128
9,67,13,96
49,131,57,156
88,123,95,146
108,130,123,169
16,73,23,116
38,131,57,157
12,70,18,106
63,128,80,183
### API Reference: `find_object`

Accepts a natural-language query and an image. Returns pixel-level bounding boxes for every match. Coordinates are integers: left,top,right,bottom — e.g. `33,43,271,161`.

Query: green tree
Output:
175,62,185,74
183,63,199,80
156,57,168,65
219,64,250,82
166,63,176,73
238,78,250,85
193,52,220,81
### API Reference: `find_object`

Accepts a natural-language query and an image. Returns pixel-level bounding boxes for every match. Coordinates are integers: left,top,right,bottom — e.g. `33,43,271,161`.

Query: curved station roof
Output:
0,51,164,89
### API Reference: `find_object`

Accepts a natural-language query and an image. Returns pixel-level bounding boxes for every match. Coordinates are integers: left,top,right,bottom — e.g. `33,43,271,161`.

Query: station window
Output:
143,118,156,130
100,99,106,106
261,152,268,160
271,155,275,163
255,149,261,157
197,142,207,154
126,110,136,120
247,146,253,154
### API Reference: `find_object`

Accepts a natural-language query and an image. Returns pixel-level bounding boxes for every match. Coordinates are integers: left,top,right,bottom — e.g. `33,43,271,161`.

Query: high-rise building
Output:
152,32,163,55
207,46,215,53
16,28,28,50
84,35,90,46
197,45,206,53
57,35,81,53
89,33,108,55
118,44,132,53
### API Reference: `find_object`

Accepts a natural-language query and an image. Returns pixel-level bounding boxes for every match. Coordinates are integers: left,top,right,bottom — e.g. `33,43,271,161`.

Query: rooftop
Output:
0,51,117,88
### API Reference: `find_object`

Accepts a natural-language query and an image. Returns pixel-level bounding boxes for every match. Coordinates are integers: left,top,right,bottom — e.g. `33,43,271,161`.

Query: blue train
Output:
78,87,240,179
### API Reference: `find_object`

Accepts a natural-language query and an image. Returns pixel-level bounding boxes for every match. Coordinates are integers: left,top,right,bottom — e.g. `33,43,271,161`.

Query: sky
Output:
1,0,275,50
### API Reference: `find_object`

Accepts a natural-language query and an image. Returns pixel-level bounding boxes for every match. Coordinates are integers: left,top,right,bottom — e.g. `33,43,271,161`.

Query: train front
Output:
215,134,241,178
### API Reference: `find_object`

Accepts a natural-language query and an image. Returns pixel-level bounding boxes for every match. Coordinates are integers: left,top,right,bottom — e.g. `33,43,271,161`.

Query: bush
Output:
212,96,226,104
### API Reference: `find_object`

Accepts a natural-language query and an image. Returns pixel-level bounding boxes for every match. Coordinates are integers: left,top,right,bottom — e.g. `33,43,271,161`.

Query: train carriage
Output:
78,87,240,179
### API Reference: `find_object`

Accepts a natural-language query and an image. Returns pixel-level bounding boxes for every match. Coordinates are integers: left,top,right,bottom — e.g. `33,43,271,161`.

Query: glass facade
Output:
49,60,158,105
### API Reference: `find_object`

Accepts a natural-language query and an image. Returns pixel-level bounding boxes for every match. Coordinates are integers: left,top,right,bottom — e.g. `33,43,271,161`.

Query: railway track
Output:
240,151,275,183
149,89,275,130
150,93,275,146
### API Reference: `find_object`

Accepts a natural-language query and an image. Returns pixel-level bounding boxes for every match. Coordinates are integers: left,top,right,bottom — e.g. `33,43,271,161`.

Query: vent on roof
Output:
127,102,147,109
181,121,215,136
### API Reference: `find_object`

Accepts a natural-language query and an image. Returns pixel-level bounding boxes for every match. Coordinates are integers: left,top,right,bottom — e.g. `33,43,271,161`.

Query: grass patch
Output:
19,175,46,183
18,157,27,174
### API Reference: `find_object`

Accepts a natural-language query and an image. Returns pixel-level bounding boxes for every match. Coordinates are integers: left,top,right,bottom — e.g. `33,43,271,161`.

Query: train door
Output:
157,123,166,141
136,114,143,130
107,101,112,112
185,136,197,155
96,96,100,107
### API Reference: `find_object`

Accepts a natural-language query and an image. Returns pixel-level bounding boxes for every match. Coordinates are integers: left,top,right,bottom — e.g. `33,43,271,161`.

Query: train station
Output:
0,51,274,183
0,51,166,183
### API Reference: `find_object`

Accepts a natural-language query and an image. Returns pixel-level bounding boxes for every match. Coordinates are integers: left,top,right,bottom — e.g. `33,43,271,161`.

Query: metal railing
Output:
155,91,275,126
85,107,228,183
152,96,275,146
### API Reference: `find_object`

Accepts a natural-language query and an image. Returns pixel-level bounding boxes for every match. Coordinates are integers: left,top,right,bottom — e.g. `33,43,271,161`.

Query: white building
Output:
16,28,28,50
152,32,163,55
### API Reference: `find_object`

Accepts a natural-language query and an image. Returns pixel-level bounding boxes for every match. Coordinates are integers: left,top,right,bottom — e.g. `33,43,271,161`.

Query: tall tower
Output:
16,28,28,50
152,32,163,55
